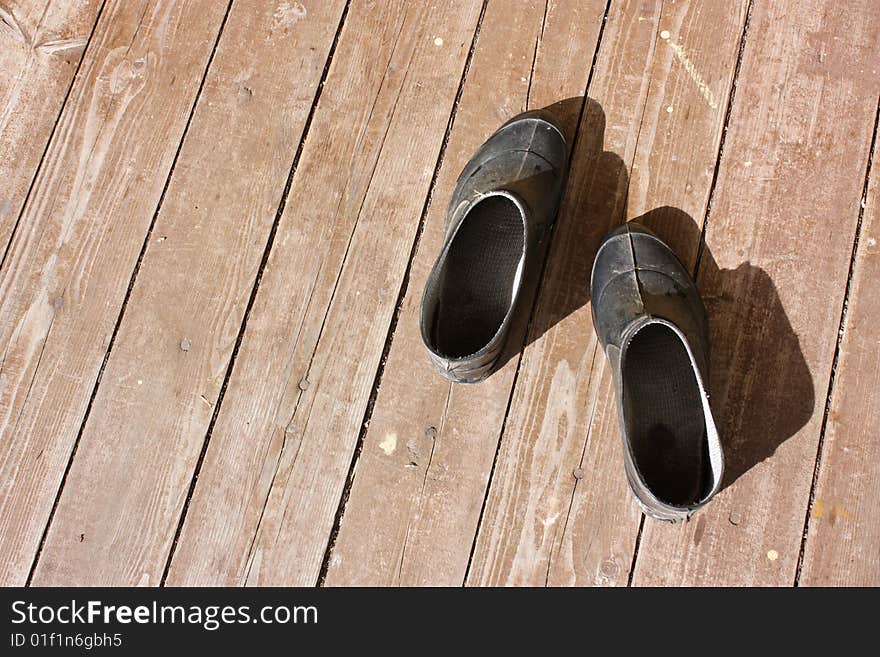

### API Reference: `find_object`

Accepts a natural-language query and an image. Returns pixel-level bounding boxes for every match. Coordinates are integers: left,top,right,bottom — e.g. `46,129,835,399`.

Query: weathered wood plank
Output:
0,0,102,256
324,0,607,587
467,0,749,586
0,0,228,587
165,0,484,587
799,112,880,587
30,0,348,586
632,0,880,586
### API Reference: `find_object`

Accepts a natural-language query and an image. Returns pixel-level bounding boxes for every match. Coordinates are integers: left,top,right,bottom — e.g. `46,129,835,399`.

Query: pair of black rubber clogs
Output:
419,111,723,521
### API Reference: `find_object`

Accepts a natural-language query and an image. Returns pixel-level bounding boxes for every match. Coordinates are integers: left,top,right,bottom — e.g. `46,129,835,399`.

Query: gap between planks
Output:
315,0,490,586
692,0,754,274
23,0,237,586
794,96,880,586
522,0,550,111
460,0,616,586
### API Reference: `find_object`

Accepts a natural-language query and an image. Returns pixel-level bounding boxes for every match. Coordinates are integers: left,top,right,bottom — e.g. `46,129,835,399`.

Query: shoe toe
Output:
590,227,636,303
492,111,567,172
591,222,707,350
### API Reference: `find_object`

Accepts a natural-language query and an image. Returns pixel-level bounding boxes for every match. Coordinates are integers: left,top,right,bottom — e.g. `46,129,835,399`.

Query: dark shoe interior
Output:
623,323,708,506
430,195,524,358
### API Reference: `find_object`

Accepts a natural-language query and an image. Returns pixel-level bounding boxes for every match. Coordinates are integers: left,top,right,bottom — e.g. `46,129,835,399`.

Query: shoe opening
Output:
427,195,525,359
622,322,710,507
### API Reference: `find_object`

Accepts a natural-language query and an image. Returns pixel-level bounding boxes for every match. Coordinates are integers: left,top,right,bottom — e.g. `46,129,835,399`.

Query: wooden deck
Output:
1,0,878,587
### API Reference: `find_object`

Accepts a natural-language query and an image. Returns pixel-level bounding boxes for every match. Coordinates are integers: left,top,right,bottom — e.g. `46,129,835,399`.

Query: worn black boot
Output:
420,110,568,383
590,222,723,520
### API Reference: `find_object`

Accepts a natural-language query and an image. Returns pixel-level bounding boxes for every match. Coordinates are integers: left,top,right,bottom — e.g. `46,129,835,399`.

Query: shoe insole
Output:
433,196,524,358
623,322,707,506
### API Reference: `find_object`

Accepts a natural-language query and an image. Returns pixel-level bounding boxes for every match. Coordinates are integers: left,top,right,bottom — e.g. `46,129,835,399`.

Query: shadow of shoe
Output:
635,207,815,491
494,96,628,370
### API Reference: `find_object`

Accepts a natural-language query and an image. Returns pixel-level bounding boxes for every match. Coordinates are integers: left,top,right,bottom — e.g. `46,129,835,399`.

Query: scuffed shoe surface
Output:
590,222,724,520
420,111,568,383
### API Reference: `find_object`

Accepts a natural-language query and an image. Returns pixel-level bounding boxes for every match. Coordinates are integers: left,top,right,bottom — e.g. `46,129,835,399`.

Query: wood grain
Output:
324,0,607,587
0,0,228,586
467,0,749,586
30,0,347,586
166,0,484,587
6,0,877,588
0,0,101,255
799,117,880,587
632,0,880,586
